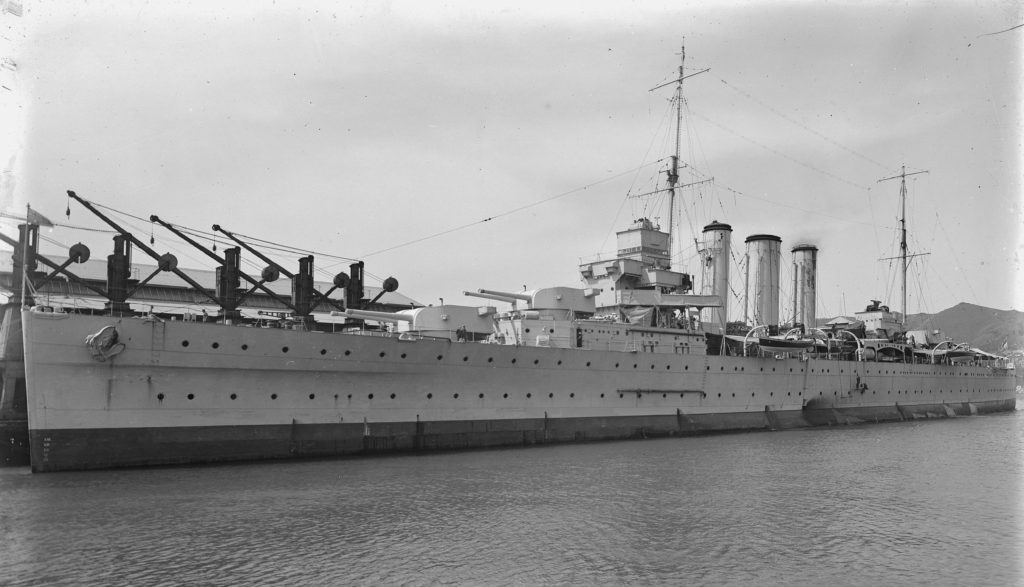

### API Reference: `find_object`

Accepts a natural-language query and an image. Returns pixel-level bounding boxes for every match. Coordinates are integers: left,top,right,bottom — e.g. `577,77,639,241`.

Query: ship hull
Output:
22,310,1018,472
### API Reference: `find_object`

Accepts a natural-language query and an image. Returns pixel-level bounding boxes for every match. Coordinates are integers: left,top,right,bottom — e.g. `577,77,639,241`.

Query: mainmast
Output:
878,165,929,327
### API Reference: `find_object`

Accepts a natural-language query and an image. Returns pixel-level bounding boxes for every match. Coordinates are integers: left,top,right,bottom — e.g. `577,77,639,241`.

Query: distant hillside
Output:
903,302,1024,353
816,302,1023,353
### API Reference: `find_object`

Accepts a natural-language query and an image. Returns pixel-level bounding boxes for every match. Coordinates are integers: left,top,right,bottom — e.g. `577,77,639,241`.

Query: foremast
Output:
652,39,710,263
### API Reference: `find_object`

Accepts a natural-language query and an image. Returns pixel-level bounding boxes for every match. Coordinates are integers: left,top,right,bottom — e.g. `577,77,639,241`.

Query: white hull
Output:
21,309,1017,471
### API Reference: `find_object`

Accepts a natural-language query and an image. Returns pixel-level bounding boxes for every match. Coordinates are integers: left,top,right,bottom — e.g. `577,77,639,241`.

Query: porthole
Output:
182,340,190,348
570,393,575,398
368,393,374,399
548,392,553,398
549,328,555,334
533,359,539,365
401,353,407,359
720,366,724,371
731,393,735,397
230,393,237,400
511,358,517,364
478,393,484,399
600,393,605,398
187,393,194,400
334,394,338,399
463,356,469,362
557,360,562,365
437,355,443,361
347,394,351,399
427,393,433,399
717,393,721,398
586,362,591,367
320,349,327,355
488,357,494,363
378,351,386,358
503,393,508,398
344,350,351,356
282,346,289,353
157,393,164,401
615,363,620,368
211,342,219,349
650,365,655,370
242,344,249,350
662,393,667,398
666,365,671,370
526,393,532,398
454,393,459,399
390,393,396,399
308,393,315,400
685,366,689,370
272,393,278,400
751,392,755,397
619,393,624,398
525,328,531,333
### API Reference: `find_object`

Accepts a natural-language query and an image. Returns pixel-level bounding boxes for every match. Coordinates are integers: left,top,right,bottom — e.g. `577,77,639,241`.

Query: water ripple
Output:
1,411,1021,585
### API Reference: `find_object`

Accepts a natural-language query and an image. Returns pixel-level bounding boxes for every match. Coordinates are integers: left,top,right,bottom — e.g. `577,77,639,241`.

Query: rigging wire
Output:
933,211,980,303
358,160,665,259
711,181,894,230
688,109,872,191
717,78,892,171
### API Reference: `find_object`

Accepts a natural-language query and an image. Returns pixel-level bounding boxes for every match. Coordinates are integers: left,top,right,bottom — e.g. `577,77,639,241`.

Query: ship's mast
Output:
650,40,709,269
667,43,684,249
878,165,928,327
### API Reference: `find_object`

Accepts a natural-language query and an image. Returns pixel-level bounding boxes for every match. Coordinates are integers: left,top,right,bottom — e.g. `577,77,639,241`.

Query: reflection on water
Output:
2,409,1021,586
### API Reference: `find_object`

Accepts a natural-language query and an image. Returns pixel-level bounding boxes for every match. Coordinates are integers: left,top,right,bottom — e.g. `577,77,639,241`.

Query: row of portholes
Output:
175,340,998,379
157,392,334,401
155,387,996,403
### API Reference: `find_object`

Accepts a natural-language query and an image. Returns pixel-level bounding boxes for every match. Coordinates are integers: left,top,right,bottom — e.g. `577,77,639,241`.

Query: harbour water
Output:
1,405,1021,586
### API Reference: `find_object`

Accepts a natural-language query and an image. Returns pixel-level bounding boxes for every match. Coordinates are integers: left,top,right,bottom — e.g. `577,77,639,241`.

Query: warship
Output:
1,47,1016,472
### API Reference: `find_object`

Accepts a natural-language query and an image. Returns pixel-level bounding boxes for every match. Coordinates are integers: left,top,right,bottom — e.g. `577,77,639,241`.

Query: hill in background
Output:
817,302,1023,354
903,302,1024,353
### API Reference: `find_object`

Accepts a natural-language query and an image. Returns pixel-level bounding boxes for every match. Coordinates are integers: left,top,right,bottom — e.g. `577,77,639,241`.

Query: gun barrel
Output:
475,288,532,302
341,309,413,323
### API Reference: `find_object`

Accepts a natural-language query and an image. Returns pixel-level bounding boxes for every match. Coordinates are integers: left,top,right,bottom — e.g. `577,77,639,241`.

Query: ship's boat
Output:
1,44,1016,472
757,337,815,354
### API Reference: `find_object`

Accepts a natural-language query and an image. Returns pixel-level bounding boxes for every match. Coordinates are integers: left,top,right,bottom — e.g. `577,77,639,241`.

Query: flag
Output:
26,205,53,227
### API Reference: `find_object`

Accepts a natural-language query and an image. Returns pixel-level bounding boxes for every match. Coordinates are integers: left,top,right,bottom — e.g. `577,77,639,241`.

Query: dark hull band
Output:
29,398,1016,472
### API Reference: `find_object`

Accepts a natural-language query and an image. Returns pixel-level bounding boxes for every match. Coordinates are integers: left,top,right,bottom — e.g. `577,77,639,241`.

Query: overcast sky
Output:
2,1,1022,319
